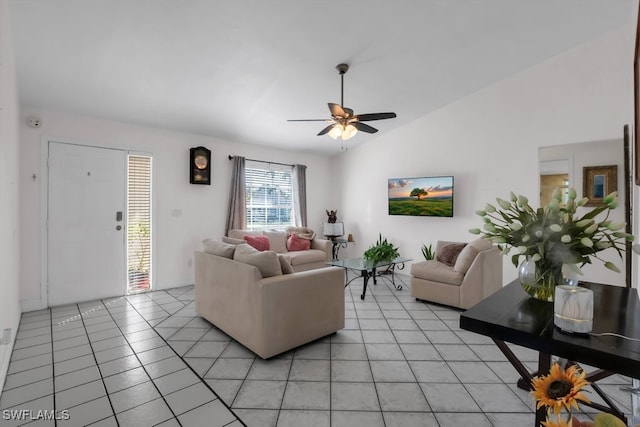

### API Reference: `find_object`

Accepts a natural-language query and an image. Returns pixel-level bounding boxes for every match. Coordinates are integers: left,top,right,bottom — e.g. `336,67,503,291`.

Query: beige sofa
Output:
227,228,332,272
410,238,502,309
194,245,345,359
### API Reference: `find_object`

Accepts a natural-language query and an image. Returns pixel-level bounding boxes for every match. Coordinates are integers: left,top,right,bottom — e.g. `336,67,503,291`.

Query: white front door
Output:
48,142,126,306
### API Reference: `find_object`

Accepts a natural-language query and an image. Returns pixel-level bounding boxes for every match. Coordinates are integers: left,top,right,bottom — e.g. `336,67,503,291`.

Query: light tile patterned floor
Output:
0,275,633,426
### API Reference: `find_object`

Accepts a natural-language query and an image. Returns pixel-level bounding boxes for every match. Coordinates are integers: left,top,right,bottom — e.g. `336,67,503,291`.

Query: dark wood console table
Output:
460,280,640,426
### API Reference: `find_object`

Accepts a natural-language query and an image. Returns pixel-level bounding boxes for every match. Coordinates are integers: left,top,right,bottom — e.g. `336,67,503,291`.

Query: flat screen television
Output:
388,176,454,217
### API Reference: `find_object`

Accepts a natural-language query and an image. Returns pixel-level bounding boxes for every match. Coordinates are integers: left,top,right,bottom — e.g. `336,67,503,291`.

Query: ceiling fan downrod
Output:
336,63,349,108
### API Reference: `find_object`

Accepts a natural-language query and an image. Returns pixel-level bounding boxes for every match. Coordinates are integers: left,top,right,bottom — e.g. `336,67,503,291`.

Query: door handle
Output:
116,211,123,221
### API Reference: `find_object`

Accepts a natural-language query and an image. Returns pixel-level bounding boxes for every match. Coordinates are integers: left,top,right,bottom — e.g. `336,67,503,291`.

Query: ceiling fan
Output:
288,63,397,141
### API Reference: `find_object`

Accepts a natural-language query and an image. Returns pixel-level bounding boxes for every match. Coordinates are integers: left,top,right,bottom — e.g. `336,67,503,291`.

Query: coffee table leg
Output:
361,271,370,300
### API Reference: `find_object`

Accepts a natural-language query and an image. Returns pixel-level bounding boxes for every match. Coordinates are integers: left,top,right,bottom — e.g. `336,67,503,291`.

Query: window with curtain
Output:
245,160,294,230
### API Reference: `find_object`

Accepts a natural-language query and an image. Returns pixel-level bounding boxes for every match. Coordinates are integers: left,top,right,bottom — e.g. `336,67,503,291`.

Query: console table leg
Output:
534,352,551,427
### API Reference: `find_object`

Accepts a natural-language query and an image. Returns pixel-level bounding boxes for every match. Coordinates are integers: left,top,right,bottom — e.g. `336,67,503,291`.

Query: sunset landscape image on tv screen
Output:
388,176,454,217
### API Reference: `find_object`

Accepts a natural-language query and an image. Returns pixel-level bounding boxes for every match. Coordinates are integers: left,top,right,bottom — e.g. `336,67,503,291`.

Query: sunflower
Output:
532,363,591,416
541,416,573,427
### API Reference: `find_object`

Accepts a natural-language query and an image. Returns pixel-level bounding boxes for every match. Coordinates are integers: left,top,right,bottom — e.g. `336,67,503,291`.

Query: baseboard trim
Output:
0,309,22,399
21,298,46,313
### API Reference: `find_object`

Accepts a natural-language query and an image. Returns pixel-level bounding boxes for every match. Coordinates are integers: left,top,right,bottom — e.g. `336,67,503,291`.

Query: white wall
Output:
330,23,634,287
0,0,22,396
19,110,332,309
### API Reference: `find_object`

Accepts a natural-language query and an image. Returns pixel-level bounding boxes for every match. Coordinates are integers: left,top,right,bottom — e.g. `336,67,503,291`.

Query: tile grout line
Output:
122,289,248,427
75,301,121,426
99,296,181,425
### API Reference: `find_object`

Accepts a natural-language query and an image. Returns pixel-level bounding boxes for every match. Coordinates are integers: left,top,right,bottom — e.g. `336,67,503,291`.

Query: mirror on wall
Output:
538,139,627,286
539,159,570,205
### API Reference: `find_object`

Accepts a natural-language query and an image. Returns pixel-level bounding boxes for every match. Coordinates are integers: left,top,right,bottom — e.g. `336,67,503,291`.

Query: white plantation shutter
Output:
245,161,294,230
127,155,152,292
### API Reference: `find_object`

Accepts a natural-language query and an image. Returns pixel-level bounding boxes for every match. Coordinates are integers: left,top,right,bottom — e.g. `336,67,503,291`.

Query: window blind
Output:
127,155,152,292
245,161,294,230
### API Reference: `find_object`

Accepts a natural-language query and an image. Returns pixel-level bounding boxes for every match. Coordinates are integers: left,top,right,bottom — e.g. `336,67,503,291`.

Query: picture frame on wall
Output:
583,165,617,207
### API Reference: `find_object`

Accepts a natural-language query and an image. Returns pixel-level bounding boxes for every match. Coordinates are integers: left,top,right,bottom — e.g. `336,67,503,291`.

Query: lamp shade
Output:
342,124,358,140
328,125,342,140
323,222,344,237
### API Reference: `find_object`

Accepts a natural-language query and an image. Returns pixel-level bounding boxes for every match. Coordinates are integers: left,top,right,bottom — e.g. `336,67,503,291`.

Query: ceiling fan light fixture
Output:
328,124,342,140
342,124,358,140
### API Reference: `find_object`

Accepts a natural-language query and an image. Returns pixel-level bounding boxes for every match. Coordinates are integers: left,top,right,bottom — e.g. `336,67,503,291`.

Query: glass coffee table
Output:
327,257,411,300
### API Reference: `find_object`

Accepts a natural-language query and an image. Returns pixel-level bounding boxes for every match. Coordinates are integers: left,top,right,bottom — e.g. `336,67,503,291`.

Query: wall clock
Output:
190,146,211,185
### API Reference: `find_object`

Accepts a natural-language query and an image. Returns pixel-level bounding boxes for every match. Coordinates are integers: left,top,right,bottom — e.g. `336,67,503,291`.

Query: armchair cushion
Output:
436,243,467,267
410,260,464,286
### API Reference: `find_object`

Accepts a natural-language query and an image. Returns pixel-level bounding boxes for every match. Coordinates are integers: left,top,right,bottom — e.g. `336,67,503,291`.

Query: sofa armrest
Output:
194,251,264,339
459,247,503,308
311,238,332,261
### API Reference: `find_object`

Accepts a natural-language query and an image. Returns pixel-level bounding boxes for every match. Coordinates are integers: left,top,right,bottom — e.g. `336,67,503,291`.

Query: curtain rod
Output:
227,155,305,168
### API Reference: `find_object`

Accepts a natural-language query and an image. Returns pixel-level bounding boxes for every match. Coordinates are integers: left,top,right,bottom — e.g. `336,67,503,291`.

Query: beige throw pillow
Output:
278,255,294,274
202,239,236,259
222,236,245,245
263,231,288,253
233,243,283,278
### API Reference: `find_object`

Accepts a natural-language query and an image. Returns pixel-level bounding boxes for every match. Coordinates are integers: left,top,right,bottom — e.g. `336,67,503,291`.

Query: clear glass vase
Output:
518,258,565,302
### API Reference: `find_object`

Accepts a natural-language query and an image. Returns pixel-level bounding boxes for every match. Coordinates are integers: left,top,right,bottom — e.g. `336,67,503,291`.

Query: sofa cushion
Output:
287,233,311,251
436,243,467,267
453,238,493,274
278,255,294,274
264,231,288,253
411,260,464,286
202,239,236,259
222,236,245,245
233,244,282,278
286,226,316,240
244,235,270,251
280,249,326,266
228,229,262,240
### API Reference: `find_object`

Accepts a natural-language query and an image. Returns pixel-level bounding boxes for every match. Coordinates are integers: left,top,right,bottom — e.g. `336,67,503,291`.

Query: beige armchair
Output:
410,238,502,309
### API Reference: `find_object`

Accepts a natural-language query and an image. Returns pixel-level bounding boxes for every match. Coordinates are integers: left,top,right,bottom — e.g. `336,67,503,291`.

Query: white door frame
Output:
39,137,133,308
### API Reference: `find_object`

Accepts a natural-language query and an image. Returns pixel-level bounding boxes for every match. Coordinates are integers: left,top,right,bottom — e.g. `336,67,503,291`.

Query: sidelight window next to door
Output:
127,154,152,293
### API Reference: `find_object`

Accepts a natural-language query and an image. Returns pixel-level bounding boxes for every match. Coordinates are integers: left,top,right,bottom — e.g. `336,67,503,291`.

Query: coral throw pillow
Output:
243,235,270,252
287,233,311,251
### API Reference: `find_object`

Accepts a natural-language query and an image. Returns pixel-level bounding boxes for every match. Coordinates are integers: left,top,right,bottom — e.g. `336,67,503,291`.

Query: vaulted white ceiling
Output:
9,0,635,154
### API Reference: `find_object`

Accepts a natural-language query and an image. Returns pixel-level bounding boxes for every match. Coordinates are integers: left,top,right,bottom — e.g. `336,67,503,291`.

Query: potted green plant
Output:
421,243,434,261
128,219,151,288
363,233,399,263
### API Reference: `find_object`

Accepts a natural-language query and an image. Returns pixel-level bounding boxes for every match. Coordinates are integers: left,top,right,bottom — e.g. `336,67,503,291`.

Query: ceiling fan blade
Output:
329,103,347,118
317,124,337,136
353,122,378,134
287,119,330,122
355,112,397,122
